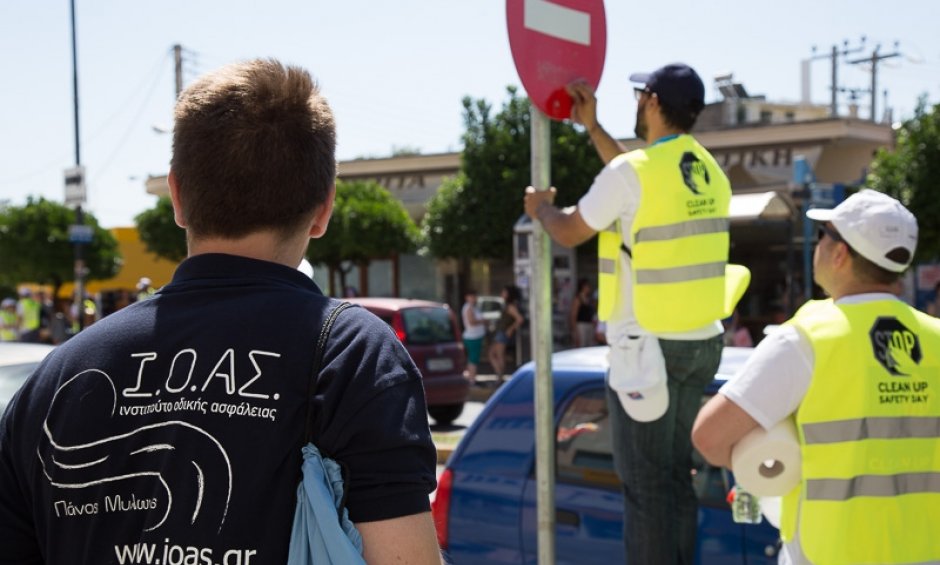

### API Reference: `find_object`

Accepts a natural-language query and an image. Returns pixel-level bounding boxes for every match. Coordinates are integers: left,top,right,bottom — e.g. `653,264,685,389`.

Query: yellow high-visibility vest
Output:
0,310,16,341
781,299,940,564
597,135,748,332
18,297,40,332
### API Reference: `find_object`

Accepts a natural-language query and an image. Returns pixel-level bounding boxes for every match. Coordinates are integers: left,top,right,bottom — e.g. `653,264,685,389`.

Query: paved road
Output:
428,375,505,461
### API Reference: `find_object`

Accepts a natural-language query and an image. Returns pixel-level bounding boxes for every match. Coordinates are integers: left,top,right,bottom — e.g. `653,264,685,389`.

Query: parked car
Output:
346,298,469,425
475,294,505,334
431,345,780,564
0,342,55,415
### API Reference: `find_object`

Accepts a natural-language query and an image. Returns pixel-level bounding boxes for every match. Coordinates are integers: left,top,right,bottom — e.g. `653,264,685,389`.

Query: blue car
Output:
431,346,781,564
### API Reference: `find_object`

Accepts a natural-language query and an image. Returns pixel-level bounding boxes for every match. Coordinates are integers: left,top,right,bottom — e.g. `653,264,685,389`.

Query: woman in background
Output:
569,278,596,348
488,285,524,381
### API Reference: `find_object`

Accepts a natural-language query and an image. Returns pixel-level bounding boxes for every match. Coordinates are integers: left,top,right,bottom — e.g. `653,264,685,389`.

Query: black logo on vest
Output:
869,317,921,376
679,152,710,195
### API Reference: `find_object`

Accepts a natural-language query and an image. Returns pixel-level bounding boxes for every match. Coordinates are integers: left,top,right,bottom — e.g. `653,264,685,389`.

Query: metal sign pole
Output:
530,104,556,565
70,0,86,331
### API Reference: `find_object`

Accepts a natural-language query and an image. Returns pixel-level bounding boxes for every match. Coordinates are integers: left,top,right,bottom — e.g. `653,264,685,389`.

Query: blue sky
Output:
1,0,937,228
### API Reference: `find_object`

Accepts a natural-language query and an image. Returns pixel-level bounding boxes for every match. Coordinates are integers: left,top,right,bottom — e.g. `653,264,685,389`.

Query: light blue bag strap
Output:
287,444,365,564
286,301,364,565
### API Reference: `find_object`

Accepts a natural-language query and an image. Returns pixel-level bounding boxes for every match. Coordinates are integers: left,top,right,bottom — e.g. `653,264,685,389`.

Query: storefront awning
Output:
729,191,795,223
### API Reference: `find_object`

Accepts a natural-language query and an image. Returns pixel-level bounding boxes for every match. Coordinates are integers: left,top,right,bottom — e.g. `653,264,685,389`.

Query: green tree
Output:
422,86,602,261
0,197,121,296
307,179,419,295
867,96,940,262
135,196,187,262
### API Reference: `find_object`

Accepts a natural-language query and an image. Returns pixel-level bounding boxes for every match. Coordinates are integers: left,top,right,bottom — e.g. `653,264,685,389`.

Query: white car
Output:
476,295,505,334
0,342,55,415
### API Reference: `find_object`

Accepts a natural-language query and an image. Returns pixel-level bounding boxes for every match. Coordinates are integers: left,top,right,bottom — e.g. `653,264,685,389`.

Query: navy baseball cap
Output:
630,63,705,112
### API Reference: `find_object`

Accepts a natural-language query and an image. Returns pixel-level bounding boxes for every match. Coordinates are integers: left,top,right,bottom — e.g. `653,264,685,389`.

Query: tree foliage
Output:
307,179,419,292
867,97,940,262
135,196,187,262
422,86,603,260
0,197,121,291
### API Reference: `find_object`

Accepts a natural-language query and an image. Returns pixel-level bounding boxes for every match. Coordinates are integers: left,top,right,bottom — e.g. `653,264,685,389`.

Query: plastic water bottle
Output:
729,485,762,524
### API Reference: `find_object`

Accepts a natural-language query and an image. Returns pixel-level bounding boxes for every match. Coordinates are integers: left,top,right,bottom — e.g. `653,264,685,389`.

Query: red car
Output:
346,298,469,425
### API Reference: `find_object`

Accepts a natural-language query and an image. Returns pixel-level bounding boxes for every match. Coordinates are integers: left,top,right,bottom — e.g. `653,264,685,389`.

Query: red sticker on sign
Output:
507,0,607,120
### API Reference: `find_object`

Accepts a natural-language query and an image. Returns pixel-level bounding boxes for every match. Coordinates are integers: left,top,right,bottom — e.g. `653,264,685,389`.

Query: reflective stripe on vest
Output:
624,135,736,333
596,223,620,321
807,472,940,500
634,217,729,243
780,299,940,564
634,261,726,284
803,416,940,444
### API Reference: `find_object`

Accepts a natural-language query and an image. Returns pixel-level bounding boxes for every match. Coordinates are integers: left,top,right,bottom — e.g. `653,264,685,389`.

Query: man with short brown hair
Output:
0,59,442,564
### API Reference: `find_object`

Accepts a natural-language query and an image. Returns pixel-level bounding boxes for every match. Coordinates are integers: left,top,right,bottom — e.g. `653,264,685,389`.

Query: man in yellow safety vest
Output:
524,63,744,564
16,289,41,343
0,298,17,342
693,190,939,564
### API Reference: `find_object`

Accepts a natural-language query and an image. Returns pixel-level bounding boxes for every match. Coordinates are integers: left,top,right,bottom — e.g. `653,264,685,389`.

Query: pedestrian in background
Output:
0,298,17,342
0,58,441,565
460,290,486,384
694,190,939,564
926,280,940,317
722,309,753,347
15,288,41,343
488,284,524,382
569,278,596,348
135,276,156,301
524,63,741,563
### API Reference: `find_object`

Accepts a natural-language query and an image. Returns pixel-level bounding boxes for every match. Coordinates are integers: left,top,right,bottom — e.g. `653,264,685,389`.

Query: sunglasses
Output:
817,223,843,243
634,87,651,101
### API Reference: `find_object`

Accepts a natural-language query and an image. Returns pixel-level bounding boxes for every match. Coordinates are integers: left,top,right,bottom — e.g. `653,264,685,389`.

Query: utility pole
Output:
70,0,87,332
849,42,901,121
808,38,866,117
173,44,183,98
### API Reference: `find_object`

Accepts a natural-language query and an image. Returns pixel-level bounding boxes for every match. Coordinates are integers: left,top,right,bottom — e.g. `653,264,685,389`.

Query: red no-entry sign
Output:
506,0,607,120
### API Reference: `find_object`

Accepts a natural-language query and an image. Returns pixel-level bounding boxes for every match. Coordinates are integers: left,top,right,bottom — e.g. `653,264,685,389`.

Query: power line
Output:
848,42,902,121
807,37,867,117
91,57,171,185
0,50,173,191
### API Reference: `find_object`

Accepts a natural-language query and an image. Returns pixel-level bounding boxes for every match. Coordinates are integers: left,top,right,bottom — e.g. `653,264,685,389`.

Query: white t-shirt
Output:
578,152,722,343
461,303,485,340
719,292,901,565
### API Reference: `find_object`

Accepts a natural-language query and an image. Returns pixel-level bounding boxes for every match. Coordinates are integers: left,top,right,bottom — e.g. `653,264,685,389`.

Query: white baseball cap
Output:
608,334,669,422
807,189,917,273
615,378,668,423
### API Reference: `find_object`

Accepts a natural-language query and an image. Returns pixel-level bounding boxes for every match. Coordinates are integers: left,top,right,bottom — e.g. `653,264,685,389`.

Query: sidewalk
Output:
432,373,504,464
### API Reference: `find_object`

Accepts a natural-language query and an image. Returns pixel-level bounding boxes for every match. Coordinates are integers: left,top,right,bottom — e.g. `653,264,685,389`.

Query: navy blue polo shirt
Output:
0,254,436,564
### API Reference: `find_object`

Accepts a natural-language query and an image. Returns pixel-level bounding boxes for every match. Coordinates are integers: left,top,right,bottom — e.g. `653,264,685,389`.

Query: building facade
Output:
145,99,895,339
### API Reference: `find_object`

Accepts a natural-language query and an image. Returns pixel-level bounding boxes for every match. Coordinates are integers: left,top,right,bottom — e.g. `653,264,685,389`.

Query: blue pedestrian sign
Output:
68,224,93,243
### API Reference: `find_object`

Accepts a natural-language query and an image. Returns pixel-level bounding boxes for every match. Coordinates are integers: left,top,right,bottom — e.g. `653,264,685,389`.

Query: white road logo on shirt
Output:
37,369,233,533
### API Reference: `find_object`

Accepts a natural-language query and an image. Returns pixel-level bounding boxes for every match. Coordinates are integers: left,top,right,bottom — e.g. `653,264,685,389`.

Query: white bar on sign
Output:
524,0,591,46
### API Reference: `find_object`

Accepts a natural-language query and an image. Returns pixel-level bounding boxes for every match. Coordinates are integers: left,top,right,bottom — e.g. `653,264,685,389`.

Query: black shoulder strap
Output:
304,300,353,443
620,242,632,259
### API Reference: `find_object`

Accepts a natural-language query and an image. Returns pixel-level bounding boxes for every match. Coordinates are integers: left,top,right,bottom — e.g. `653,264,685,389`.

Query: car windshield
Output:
0,362,40,415
402,307,454,345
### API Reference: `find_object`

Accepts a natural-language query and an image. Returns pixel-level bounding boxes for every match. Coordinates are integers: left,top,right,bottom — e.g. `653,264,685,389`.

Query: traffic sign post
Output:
507,2,606,563
529,105,557,565
64,165,88,331
64,165,86,207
